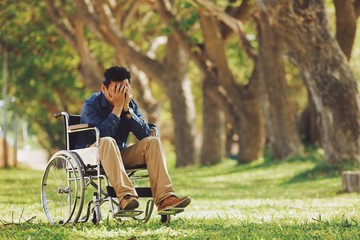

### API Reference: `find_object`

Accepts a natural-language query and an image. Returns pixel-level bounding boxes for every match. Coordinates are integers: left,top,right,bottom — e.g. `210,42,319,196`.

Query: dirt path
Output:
17,149,48,170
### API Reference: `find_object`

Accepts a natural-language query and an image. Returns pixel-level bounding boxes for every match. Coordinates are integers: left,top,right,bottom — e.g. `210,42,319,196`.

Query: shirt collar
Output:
100,92,110,108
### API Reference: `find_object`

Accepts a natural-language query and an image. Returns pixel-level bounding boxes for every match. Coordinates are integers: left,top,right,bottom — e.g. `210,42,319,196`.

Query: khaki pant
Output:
97,136,175,205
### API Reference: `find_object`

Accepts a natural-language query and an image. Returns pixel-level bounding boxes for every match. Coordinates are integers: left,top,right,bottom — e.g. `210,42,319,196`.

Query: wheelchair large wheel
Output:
41,151,85,224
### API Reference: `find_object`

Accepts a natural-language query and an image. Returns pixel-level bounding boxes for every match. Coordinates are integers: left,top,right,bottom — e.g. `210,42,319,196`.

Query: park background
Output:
1,0,360,239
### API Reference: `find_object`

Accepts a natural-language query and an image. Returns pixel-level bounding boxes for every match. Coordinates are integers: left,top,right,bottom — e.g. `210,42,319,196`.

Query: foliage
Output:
226,38,254,84
1,155,360,239
0,0,90,153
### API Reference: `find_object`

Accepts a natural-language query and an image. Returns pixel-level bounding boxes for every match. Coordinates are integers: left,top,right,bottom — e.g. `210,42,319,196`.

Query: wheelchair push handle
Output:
54,112,68,119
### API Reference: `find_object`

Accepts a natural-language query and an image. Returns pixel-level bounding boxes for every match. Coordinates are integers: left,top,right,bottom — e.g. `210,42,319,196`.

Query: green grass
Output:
1,156,360,239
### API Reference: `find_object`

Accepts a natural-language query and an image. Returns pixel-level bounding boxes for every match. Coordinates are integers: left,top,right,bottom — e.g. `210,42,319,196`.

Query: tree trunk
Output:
334,0,357,60
256,0,360,165
225,121,237,159
199,12,264,164
297,0,358,147
355,0,360,18
257,11,303,159
154,0,264,163
165,80,198,167
128,66,159,124
237,65,265,163
342,171,360,192
201,75,225,165
164,36,198,167
302,51,360,165
297,94,321,145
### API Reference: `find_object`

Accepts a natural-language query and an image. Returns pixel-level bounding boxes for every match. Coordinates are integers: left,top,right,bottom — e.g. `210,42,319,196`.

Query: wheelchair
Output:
41,111,182,225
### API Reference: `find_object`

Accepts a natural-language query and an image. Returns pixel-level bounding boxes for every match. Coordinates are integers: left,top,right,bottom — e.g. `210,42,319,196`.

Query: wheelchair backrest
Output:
58,113,81,150
56,111,158,151
67,114,81,150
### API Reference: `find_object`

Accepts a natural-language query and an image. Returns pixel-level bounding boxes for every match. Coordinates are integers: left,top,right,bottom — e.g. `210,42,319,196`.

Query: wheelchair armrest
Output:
148,123,159,137
68,123,94,131
68,124,100,148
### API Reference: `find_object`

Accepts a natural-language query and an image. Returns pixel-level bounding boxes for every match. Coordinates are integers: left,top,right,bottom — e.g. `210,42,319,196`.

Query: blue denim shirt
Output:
75,92,150,150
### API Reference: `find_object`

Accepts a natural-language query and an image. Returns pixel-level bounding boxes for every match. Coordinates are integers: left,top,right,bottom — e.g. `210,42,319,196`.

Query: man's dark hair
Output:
102,66,131,88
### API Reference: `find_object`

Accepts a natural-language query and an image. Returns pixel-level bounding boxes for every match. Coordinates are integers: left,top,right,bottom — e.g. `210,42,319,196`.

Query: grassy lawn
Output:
1,152,360,239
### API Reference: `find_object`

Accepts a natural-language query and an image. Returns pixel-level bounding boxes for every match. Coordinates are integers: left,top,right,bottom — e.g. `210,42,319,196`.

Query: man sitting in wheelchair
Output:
75,66,191,213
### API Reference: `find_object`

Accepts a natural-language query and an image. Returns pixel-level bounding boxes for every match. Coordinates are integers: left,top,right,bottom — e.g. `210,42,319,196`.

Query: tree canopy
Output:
1,0,360,168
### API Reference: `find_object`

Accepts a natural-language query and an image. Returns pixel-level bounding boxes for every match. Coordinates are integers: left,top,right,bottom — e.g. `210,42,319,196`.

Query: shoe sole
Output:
122,199,139,210
176,197,191,208
158,197,191,212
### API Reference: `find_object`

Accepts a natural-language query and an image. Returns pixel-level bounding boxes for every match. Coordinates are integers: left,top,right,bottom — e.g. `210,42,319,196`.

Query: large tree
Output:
257,10,303,159
181,0,303,161
155,0,265,164
299,0,360,146
255,0,360,165
45,0,198,167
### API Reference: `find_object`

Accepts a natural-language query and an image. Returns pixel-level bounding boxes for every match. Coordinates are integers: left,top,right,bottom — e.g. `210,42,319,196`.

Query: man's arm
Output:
82,83,128,138
125,100,150,140
81,102,121,138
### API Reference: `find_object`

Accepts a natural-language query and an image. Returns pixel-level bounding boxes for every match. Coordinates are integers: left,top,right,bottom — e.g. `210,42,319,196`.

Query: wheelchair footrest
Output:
106,186,117,198
158,208,184,215
106,186,152,198
113,210,143,218
136,187,152,198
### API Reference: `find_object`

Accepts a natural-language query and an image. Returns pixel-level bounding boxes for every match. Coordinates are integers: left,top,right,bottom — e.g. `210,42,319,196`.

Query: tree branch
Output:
45,0,103,90
44,0,77,49
74,0,115,44
0,208,36,226
153,0,209,72
121,0,142,29
192,0,257,60
221,0,255,40
75,0,167,82
74,19,103,90
93,0,114,28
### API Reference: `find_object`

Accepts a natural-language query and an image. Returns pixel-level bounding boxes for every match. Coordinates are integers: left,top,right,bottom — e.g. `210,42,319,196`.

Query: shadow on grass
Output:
286,162,346,184
274,146,348,184
202,145,355,188
189,146,324,180
185,153,280,179
286,145,360,184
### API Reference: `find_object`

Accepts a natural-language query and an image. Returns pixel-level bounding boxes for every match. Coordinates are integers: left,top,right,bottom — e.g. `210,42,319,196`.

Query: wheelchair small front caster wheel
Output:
92,207,101,224
160,214,171,224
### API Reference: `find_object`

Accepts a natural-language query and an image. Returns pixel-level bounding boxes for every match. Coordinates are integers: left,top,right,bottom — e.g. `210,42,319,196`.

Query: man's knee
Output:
141,137,164,156
99,137,121,164
99,137,117,150
142,136,161,147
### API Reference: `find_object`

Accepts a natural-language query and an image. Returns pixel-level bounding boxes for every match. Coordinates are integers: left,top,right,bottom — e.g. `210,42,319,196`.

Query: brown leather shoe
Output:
120,195,139,210
158,195,191,212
